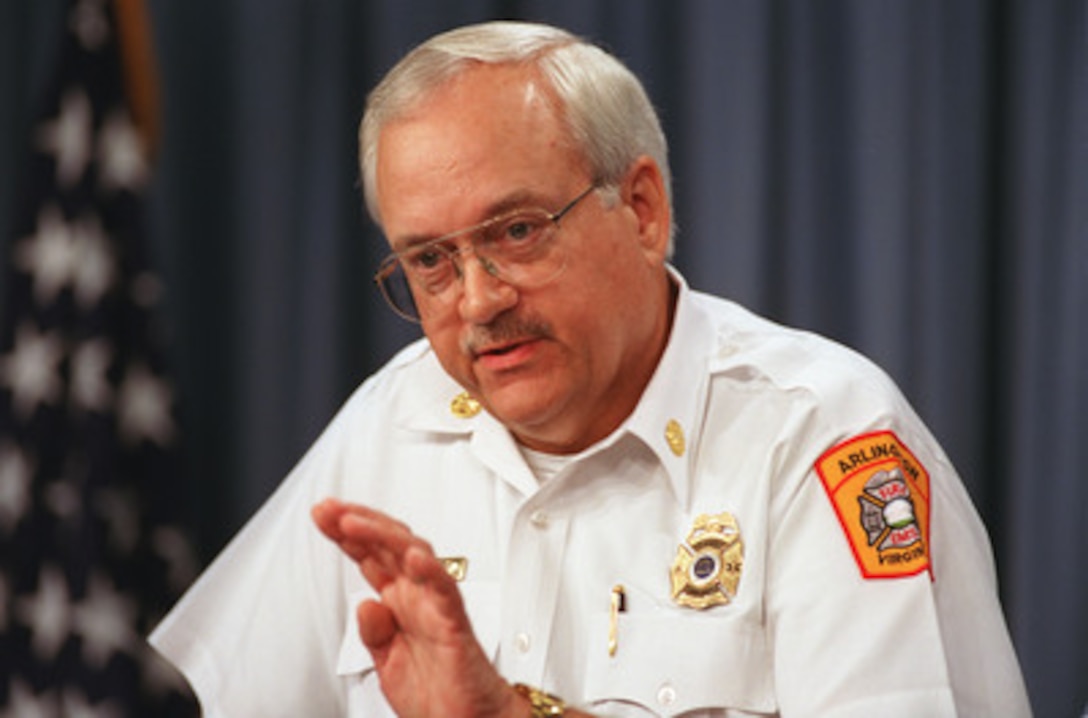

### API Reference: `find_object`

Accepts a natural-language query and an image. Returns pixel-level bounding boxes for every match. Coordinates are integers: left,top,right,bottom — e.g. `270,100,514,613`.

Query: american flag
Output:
0,0,200,714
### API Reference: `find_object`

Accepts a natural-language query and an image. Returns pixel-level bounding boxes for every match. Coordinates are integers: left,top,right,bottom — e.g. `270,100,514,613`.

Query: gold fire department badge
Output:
670,511,744,609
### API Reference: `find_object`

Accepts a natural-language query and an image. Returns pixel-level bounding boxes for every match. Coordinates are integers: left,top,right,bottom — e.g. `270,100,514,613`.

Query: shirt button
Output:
515,632,532,654
657,683,677,707
529,510,549,528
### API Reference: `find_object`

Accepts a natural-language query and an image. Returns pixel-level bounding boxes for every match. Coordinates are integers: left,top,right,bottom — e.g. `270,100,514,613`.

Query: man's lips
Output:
474,339,528,358
472,337,541,369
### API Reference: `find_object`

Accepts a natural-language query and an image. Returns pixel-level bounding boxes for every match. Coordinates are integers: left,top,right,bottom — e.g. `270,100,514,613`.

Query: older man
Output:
151,21,1030,717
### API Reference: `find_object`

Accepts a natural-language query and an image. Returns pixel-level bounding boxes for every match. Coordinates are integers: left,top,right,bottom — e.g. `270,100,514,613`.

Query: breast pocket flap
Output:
584,610,776,715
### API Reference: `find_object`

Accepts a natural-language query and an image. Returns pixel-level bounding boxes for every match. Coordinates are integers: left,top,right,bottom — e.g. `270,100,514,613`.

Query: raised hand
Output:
311,499,525,718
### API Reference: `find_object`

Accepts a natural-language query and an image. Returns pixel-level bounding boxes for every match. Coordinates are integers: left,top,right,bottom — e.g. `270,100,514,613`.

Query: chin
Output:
483,391,565,435
488,401,555,432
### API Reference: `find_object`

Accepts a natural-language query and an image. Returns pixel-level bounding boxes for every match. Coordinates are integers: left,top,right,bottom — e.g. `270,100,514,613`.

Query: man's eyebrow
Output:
391,189,550,252
483,189,542,217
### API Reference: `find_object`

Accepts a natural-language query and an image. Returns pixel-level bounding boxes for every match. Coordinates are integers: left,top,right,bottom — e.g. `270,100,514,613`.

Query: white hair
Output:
359,20,674,250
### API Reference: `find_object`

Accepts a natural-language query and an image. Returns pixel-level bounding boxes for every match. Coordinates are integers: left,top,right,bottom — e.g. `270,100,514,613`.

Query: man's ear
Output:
621,155,671,261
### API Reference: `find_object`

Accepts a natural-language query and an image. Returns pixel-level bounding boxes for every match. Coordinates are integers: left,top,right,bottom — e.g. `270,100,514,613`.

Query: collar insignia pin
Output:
450,391,481,419
670,511,744,609
665,419,686,457
440,557,468,581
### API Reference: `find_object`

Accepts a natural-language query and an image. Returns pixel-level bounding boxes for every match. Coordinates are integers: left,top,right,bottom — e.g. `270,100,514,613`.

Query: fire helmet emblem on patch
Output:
859,467,922,550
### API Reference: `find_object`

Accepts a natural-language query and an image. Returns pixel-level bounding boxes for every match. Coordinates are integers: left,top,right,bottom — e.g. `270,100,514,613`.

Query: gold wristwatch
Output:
512,682,566,717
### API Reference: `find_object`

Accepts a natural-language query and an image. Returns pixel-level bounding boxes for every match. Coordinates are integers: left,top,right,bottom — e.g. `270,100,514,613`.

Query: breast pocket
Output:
334,580,502,714
583,600,777,717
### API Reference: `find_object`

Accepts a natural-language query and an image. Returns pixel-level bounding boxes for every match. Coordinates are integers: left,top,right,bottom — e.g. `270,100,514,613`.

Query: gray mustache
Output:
461,313,553,355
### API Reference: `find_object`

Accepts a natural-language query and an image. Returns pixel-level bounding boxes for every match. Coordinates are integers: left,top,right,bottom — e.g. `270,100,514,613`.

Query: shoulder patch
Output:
815,431,931,579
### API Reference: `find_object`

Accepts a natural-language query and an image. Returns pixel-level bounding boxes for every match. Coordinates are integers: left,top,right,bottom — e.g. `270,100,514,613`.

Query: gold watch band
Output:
512,682,566,717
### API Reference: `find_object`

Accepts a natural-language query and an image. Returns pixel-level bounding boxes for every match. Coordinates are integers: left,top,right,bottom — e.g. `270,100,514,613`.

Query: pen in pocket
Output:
608,584,626,657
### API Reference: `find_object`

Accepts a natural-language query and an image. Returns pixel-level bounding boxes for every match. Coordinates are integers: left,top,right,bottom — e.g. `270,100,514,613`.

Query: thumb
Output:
358,599,398,652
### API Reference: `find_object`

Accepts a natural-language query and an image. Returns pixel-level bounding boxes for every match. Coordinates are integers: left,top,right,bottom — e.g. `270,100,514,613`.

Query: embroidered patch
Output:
815,431,931,579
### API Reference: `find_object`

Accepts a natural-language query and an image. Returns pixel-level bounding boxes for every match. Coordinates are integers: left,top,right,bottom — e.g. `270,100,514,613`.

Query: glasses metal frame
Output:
374,184,598,322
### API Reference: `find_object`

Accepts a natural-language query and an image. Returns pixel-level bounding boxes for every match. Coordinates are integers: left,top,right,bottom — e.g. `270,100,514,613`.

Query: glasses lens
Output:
477,209,565,287
377,260,420,321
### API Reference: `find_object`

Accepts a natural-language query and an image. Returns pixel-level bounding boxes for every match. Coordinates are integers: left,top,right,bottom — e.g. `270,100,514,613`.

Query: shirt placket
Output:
500,494,571,684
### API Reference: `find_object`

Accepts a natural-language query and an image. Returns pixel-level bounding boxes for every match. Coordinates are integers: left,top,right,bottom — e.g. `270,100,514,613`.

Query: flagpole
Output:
112,0,160,157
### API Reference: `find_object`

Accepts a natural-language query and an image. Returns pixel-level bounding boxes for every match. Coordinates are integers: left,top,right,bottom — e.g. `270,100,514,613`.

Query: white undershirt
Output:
519,445,577,483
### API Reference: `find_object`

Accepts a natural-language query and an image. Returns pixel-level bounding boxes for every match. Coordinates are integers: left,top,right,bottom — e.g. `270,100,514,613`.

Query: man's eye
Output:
406,247,447,271
506,221,534,241
500,215,547,243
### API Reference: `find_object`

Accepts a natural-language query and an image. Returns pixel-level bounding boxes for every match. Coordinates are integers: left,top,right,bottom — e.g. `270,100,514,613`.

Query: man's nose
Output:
457,252,518,324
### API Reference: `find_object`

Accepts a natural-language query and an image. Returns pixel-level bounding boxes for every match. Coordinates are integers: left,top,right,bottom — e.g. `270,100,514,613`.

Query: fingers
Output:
340,512,415,552
338,510,432,583
312,499,449,592
313,500,412,557
312,498,411,544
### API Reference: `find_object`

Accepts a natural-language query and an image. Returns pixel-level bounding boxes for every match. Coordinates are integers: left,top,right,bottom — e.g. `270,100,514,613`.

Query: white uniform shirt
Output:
150,274,1031,717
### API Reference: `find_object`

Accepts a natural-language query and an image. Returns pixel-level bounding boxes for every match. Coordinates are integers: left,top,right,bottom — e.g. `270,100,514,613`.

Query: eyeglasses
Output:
374,184,597,322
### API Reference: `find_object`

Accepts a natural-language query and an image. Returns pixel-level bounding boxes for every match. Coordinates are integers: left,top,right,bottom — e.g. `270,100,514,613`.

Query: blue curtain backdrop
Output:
2,1,1085,715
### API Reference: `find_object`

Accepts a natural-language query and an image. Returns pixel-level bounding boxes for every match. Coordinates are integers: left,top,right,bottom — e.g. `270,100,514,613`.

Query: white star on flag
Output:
70,213,117,309
117,363,175,446
0,443,33,533
70,339,114,412
14,207,117,310
97,111,149,192
15,204,79,305
36,88,94,188
15,565,73,662
73,572,139,668
0,323,65,419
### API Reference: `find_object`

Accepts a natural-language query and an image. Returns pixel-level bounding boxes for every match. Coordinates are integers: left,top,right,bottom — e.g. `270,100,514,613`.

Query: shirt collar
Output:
612,267,712,510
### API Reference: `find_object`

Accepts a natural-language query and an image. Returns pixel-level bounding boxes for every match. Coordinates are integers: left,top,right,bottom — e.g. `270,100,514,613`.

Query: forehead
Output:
374,65,585,236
